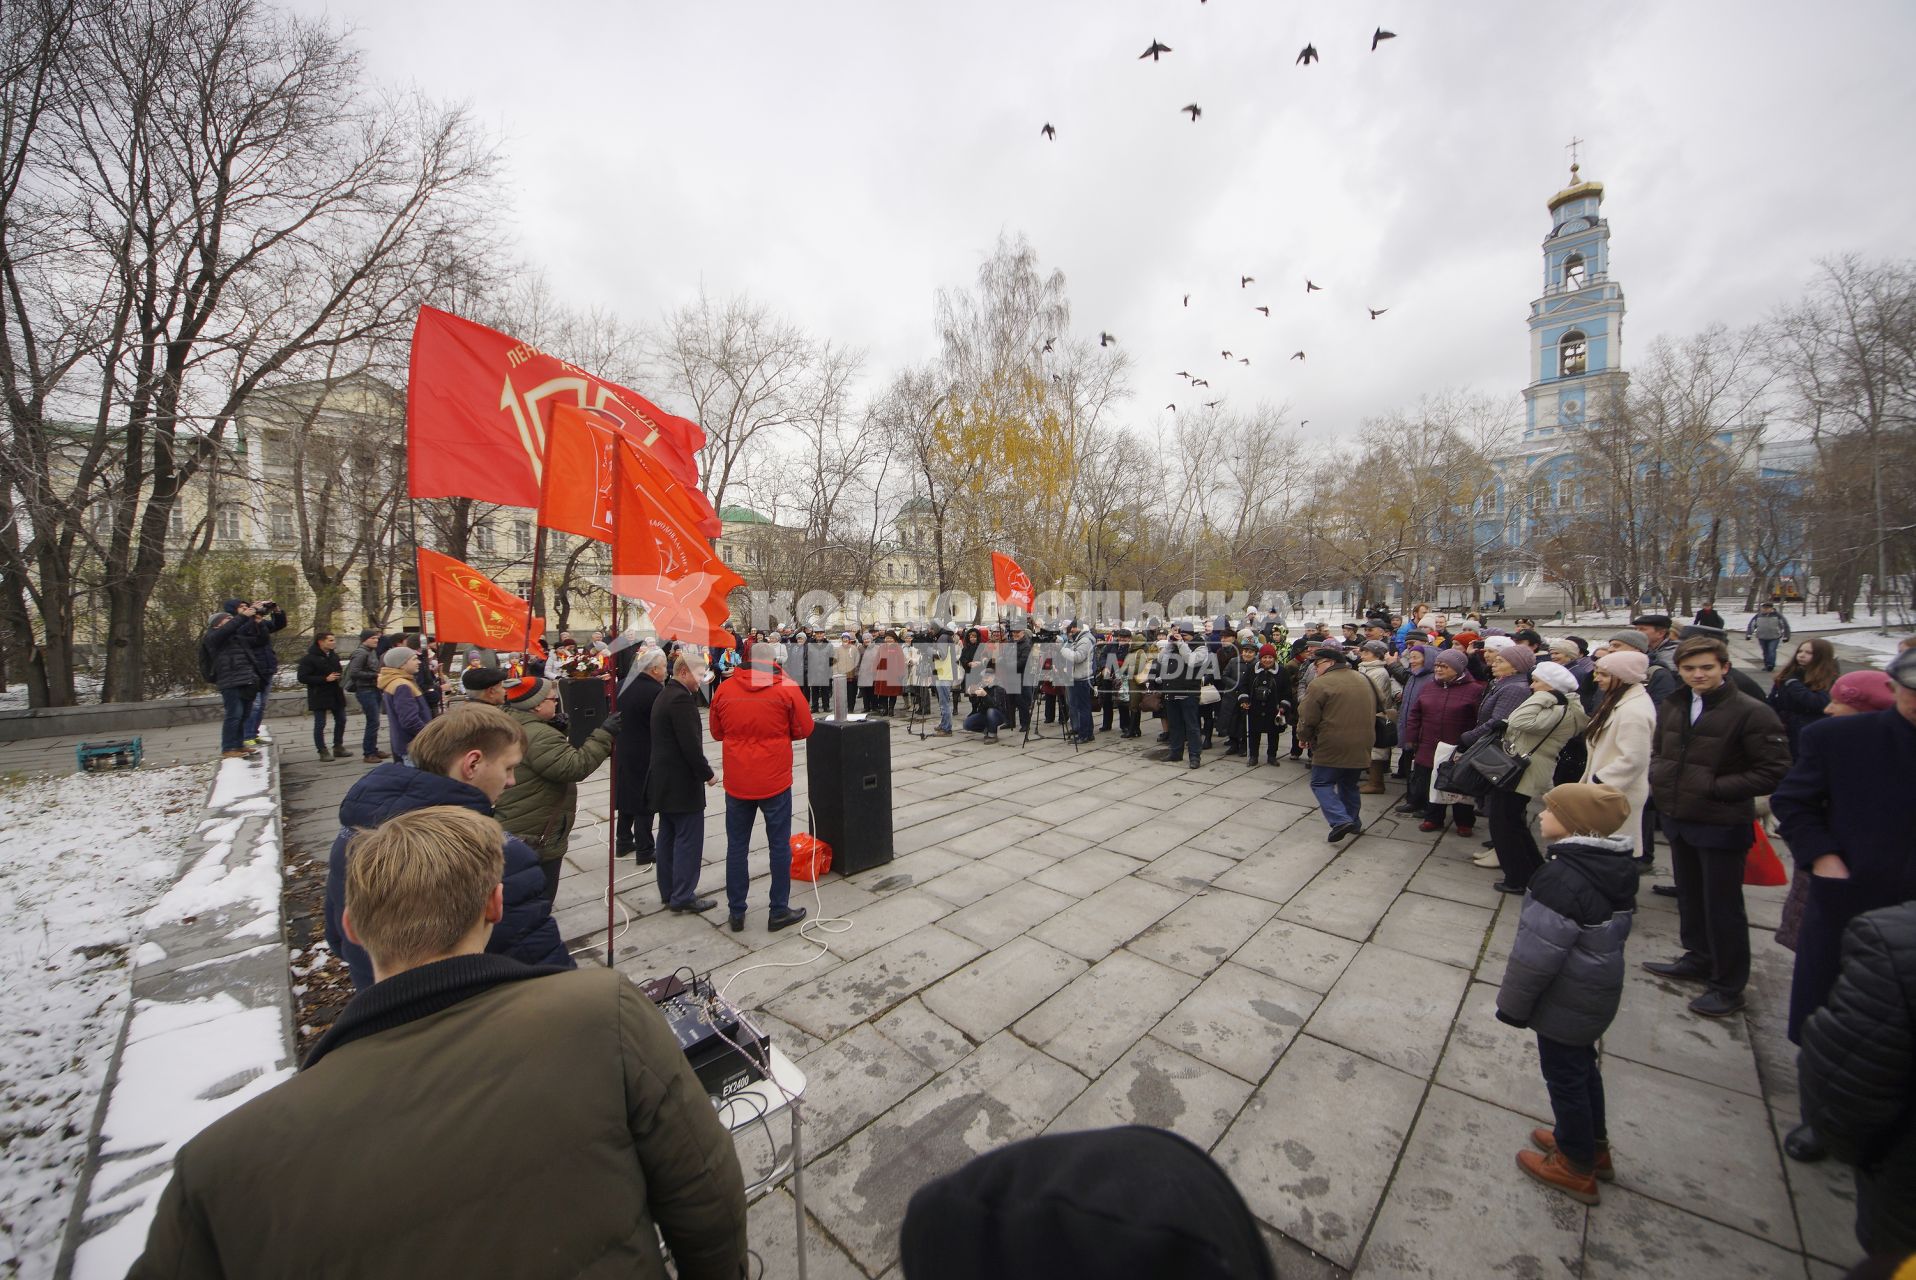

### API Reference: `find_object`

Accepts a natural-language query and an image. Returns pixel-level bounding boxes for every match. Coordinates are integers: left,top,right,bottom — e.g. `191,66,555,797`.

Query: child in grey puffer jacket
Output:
1495,782,1640,1205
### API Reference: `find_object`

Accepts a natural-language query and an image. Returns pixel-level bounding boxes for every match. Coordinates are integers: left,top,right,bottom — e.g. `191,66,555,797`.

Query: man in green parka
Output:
494,675,619,905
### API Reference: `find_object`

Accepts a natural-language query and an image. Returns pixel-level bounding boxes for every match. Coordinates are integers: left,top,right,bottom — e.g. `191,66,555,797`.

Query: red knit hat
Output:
503,674,549,705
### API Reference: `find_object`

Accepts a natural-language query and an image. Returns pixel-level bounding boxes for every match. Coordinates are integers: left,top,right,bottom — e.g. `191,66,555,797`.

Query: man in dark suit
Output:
615,648,667,863
647,652,716,913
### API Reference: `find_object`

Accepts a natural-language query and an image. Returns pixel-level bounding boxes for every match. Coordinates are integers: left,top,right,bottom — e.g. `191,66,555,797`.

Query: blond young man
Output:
133,805,748,1280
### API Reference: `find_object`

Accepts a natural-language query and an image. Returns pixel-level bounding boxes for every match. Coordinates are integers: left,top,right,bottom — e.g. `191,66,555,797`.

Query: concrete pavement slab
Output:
1027,876,1190,961
1152,960,1319,1083
919,936,1088,1041
1232,918,1363,994
1127,889,1280,979
1013,950,1200,1077
1773,1104,1863,1269
1582,1185,1811,1280
1308,943,1471,1079
1046,1035,1253,1150
1027,848,1146,899
745,1190,870,1280
938,880,1076,949
1370,891,1495,970
1215,1035,1425,1269
1431,982,1554,1125
1278,838,1429,942
1213,838,1340,905
915,860,1018,907
872,997,975,1075
775,1022,937,1157
1357,1085,1585,1280
767,925,985,1041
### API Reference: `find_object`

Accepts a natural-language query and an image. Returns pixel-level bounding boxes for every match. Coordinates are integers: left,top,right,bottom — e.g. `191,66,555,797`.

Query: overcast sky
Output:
299,0,1916,437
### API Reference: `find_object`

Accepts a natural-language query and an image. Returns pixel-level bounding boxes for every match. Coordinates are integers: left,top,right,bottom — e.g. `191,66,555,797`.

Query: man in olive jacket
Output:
494,676,619,905
130,805,747,1280
1297,648,1376,842
1642,635,1792,1017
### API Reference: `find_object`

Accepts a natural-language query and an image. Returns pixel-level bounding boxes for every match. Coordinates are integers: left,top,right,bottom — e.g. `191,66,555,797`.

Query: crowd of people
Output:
169,595,1916,1272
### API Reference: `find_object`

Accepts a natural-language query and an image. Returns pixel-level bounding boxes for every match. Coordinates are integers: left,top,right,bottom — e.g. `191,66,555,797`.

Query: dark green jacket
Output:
495,704,614,861
129,959,748,1280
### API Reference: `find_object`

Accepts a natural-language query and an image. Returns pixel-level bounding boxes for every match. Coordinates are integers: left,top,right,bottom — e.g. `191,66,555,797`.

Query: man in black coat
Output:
233,597,286,744
201,608,263,759
615,648,667,864
1797,901,1916,1258
295,633,349,761
647,652,716,913
1641,636,1792,1018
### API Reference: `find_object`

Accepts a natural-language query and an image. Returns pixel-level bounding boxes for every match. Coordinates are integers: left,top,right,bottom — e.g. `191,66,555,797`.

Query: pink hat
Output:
1828,669,1895,713
1596,650,1649,685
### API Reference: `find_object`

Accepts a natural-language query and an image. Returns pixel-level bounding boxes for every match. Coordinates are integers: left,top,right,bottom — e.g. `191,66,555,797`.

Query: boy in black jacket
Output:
1495,782,1640,1205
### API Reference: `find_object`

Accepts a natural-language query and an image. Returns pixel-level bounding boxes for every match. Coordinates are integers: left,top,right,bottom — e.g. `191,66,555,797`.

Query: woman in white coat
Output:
1580,648,1657,864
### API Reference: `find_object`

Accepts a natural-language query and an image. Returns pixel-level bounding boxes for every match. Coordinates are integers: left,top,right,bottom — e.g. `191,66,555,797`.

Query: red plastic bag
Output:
1744,822,1787,888
792,833,833,882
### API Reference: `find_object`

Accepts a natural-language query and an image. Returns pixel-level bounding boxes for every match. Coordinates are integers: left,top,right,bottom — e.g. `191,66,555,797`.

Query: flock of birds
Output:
1039,26,1403,416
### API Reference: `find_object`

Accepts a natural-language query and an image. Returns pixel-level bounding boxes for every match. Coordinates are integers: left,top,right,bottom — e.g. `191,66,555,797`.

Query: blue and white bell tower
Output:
1521,158,1628,441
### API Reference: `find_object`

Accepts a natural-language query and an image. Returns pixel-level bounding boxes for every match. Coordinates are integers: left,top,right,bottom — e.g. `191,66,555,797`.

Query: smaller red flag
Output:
992,552,1034,613
607,436,740,648
417,548,545,653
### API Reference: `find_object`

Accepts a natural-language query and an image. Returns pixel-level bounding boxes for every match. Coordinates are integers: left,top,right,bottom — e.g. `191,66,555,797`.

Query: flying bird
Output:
1240,275,1254,288
1305,279,1322,292
1290,351,1306,361
1183,294,1190,307
1204,399,1222,409
1041,123,1056,141
1255,305,1270,316
1166,403,1177,412
1100,331,1116,347
1238,357,1250,365
1368,308,1389,320
1372,28,1396,51
1221,350,1233,359
1041,337,1055,354
1296,43,1319,65
1191,377,1210,387
1175,370,1193,379
1181,103,1202,122
1299,419,1310,426
1140,39,1171,61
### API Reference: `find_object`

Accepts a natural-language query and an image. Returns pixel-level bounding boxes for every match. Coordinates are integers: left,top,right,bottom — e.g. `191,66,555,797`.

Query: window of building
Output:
1563,254,1585,290
268,503,295,545
474,524,495,555
215,505,244,542
1558,330,1587,377
169,504,185,538
513,520,532,555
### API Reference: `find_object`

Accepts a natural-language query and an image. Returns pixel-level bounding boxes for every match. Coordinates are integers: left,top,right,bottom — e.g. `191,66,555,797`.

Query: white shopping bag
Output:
1427,742,1473,806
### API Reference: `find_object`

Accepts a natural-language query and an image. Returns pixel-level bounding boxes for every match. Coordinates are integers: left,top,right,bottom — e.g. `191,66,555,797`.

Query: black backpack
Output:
199,635,219,685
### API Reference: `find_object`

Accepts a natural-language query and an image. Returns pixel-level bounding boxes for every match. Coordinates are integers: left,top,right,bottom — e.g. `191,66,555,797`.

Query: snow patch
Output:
0,763,208,1280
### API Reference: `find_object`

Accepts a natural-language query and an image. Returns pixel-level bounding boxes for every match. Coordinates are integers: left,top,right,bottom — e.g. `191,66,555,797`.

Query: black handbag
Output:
1449,699,1571,795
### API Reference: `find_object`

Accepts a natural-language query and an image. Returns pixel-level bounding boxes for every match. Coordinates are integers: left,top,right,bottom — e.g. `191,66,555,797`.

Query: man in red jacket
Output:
709,646,816,934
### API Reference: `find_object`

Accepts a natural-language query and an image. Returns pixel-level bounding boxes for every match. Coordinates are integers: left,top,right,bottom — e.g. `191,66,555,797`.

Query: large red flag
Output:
537,404,718,546
407,306,720,536
992,551,1034,613
608,436,740,647
416,548,545,653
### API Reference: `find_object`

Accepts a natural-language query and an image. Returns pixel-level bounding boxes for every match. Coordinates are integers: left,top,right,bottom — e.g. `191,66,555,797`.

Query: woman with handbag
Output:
1480,662,1589,894
1403,649,1484,834
1357,641,1400,793
1579,649,1656,864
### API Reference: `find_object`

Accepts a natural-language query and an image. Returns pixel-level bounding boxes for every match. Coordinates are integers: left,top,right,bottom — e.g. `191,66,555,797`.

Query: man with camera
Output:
235,597,286,746
1061,618,1097,743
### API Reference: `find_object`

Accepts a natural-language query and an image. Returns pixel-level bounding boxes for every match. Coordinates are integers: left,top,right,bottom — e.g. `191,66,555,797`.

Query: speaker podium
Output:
558,676,610,747
805,719,893,874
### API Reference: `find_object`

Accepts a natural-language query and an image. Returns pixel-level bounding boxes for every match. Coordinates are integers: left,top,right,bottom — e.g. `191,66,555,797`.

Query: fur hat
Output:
381,645,417,668
1596,650,1649,685
1543,783,1632,837
1533,660,1579,695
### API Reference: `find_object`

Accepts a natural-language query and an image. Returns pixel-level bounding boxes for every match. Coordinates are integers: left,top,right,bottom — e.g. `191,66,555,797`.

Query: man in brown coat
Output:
130,805,748,1280
1297,647,1376,842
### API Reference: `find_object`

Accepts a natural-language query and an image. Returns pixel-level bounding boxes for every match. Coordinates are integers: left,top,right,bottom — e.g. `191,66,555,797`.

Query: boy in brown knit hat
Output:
1494,782,1640,1204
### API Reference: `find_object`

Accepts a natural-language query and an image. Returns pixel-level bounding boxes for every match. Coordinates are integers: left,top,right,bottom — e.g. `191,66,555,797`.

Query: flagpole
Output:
605,445,619,969
523,525,547,658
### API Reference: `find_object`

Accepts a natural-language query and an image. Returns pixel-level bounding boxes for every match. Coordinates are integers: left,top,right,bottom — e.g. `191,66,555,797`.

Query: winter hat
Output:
221,598,245,614
1533,661,1579,695
381,645,417,668
1605,630,1650,653
1886,648,1916,691
1500,645,1537,676
1433,649,1469,675
1829,669,1896,712
1482,634,1515,653
899,1127,1275,1280
1362,640,1389,657
1631,613,1674,630
1547,638,1580,660
1543,782,1631,837
358,628,380,641
1596,650,1649,685
1450,631,1481,649
503,674,550,705
1257,643,1277,659
462,666,508,692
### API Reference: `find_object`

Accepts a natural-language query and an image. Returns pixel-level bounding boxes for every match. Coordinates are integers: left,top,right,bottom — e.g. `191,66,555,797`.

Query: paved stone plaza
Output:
267,695,1857,1280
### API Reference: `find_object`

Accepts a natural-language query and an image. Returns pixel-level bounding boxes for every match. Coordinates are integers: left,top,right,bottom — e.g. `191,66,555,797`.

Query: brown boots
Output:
1359,760,1386,794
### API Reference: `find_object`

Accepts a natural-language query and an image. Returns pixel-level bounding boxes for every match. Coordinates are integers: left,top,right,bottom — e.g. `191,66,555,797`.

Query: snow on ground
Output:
1840,629,1916,666
0,762,210,1280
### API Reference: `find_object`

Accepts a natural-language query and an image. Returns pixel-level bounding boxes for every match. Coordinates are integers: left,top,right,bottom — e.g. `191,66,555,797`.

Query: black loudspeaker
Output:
805,719,893,873
559,677,610,747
